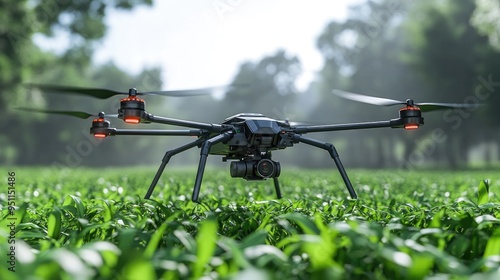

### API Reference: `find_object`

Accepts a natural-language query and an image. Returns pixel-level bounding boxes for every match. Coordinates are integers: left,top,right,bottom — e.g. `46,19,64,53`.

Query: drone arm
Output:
144,137,207,199
108,128,205,136
291,134,357,199
192,131,234,202
147,114,225,132
293,119,402,134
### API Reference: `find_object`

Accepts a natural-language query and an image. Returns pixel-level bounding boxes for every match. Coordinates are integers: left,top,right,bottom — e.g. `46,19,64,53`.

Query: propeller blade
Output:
415,102,482,112
333,89,484,112
332,89,404,106
28,83,248,99
143,85,239,97
17,108,118,119
27,84,124,99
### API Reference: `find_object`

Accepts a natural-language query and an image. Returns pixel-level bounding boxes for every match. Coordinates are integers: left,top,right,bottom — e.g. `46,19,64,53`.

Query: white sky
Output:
38,0,363,91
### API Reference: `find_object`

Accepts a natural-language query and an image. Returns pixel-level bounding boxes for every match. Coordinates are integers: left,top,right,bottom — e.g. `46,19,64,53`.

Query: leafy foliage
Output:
0,168,499,279
0,0,155,165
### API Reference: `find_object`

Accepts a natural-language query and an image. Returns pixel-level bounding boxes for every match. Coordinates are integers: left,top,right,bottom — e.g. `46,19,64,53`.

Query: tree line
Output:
1,0,499,169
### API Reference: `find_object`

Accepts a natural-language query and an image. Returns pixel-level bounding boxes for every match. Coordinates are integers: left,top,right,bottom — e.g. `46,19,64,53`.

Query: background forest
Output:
1,0,500,169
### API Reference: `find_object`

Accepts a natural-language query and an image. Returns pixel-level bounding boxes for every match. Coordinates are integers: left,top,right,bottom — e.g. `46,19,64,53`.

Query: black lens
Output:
230,161,250,178
255,159,275,178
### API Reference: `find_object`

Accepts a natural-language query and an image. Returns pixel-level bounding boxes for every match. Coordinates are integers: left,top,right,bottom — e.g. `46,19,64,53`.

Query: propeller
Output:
332,89,481,112
17,108,118,119
26,83,243,99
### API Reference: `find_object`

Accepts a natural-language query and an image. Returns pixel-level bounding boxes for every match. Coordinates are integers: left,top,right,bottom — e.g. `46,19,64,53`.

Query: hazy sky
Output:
38,1,363,91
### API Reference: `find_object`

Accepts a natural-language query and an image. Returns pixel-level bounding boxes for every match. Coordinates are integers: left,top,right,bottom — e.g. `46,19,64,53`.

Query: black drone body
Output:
20,85,479,202
211,113,286,157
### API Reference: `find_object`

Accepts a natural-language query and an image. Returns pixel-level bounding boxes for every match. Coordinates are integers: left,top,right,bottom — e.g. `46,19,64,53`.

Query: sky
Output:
82,0,362,92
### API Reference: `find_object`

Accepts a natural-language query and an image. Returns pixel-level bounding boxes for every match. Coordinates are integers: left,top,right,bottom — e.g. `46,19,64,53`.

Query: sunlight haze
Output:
87,1,363,91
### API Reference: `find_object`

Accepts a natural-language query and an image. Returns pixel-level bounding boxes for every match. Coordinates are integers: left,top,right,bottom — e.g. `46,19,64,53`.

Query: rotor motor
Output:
399,99,424,130
90,113,111,138
118,88,147,124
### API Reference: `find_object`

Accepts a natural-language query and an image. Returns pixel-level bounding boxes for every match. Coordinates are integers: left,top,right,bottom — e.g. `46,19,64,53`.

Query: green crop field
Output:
1,167,499,279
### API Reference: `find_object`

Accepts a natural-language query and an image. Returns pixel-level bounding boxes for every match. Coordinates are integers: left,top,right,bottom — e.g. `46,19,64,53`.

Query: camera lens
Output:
255,159,275,178
230,161,251,178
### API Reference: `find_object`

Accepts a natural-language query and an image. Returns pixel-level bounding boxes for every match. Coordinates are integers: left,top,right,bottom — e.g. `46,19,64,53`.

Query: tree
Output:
9,59,164,166
1,0,153,107
472,0,500,51
404,0,500,167
308,0,500,168
311,0,416,168
0,0,154,165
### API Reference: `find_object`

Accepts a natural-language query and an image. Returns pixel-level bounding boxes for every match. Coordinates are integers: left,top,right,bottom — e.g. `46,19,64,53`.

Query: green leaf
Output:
144,222,169,258
484,227,500,258
447,235,471,257
218,237,251,268
380,248,412,268
429,208,445,228
89,242,121,277
122,259,156,280
49,248,91,278
144,212,180,258
193,214,218,278
100,200,114,222
63,195,86,218
243,245,287,262
408,254,434,279
173,230,196,252
478,180,490,205
279,213,320,235
239,229,268,249
47,209,62,239
233,267,273,280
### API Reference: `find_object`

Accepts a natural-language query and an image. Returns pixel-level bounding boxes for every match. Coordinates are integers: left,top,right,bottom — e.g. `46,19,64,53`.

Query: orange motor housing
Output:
90,115,111,138
119,92,146,124
399,105,424,130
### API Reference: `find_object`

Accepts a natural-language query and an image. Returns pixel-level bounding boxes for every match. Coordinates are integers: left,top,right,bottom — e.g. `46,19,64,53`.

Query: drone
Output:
19,85,478,202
